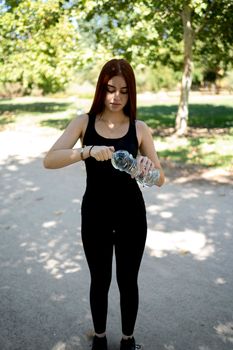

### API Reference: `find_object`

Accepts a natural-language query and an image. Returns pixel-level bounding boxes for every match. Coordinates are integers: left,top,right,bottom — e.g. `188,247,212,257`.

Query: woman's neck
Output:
99,110,126,123
95,110,129,138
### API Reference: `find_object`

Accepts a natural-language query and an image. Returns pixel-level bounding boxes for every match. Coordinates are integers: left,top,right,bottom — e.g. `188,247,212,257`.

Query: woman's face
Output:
104,75,128,113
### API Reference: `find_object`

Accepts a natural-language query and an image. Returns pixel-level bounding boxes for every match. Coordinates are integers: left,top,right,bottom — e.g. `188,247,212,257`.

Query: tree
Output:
79,0,233,134
176,0,233,134
0,0,81,94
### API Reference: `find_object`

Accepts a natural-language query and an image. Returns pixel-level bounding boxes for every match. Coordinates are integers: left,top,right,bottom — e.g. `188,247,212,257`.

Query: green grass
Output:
40,118,71,130
156,134,232,169
0,99,76,129
137,96,233,170
1,95,233,170
0,100,71,114
137,104,233,128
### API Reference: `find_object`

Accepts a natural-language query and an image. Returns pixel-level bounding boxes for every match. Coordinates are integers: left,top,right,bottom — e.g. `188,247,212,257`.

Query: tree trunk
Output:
175,4,193,135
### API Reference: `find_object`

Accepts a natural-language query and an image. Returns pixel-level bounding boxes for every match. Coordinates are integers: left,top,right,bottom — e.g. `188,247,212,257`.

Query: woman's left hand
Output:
136,155,154,176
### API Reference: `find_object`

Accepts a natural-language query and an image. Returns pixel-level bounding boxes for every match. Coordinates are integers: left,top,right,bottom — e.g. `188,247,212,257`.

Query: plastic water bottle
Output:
111,150,160,187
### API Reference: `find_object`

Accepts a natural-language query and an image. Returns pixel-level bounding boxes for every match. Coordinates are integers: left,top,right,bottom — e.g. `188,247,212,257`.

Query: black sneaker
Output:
120,337,143,350
92,335,108,350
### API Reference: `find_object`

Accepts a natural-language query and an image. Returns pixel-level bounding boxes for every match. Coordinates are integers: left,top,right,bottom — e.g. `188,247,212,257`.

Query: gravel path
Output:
0,122,233,350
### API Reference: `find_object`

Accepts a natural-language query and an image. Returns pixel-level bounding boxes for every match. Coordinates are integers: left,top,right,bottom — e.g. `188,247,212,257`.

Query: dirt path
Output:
0,120,233,350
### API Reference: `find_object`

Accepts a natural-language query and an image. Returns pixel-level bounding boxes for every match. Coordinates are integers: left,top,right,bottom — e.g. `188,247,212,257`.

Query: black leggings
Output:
81,198,147,335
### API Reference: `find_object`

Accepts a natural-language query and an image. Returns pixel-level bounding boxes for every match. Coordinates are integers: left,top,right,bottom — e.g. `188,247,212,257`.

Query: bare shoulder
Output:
78,113,89,123
136,120,151,143
45,113,89,151
67,113,88,135
136,119,150,133
71,113,89,128
136,119,147,128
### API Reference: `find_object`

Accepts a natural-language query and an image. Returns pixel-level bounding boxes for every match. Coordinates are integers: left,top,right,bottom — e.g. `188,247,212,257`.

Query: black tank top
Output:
82,114,141,200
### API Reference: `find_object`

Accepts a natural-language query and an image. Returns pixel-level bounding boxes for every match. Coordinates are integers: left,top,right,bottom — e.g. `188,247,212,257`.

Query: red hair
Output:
88,58,137,122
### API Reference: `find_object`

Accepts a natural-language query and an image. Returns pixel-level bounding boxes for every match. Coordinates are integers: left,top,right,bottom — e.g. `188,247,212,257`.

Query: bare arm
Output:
43,114,115,169
43,114,89,169
136,120,165,187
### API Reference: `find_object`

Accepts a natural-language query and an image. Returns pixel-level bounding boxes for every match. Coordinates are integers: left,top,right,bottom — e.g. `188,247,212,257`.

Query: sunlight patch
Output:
72,198,81,204
146,228,215,259
42,221,57,228
215,277,226,285
160,211,173,218
51,342,66,350
146,205,160,215
50,293,66,302
214,322,233,344
164,345,175,350
6,164,18,171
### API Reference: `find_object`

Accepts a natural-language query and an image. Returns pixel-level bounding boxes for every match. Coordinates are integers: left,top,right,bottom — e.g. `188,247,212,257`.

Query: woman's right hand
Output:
89,146,115,161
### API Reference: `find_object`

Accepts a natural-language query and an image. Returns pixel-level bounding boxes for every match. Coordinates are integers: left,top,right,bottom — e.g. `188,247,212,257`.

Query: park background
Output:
0,0,233,177
0,1,233,350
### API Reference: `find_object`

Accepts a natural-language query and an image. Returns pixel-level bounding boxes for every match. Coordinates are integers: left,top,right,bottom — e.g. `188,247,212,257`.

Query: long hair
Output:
88,58,137,122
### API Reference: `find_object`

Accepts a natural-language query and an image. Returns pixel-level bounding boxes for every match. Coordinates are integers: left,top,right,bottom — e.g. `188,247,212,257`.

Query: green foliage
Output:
73,62,181,93
221,71,233,92
193,0,233,69
1,0,233,97
136,64,181,92
0,0,82,95
78,0,184,68
79,0,233,83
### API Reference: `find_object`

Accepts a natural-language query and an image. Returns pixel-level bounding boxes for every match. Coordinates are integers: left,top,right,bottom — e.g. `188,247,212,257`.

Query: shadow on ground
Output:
0,155,233,350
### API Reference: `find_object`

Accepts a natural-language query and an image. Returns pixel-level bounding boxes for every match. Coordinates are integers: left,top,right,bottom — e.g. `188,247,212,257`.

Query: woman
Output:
43,58,165,350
